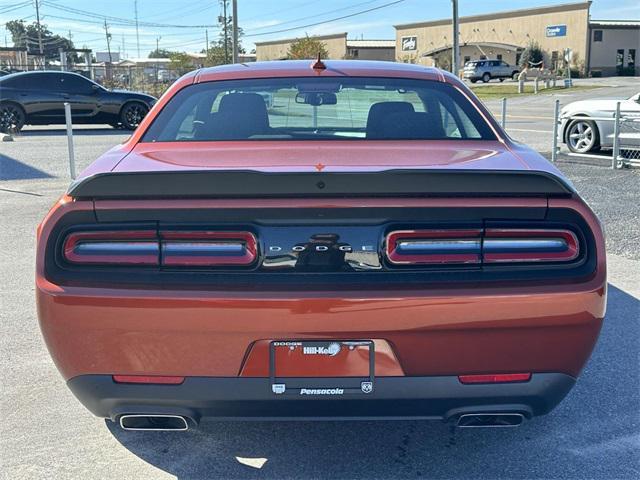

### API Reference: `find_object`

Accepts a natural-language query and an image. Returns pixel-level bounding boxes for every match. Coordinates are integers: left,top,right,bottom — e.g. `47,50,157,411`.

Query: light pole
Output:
451,0,459,75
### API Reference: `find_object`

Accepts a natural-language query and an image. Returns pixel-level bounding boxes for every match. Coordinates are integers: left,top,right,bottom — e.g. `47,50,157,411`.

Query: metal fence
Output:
1,64,190,98
551,100,640,169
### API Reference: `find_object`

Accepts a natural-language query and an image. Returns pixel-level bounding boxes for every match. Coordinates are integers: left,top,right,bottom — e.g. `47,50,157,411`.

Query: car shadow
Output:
106,284,639,479
0,153,53,180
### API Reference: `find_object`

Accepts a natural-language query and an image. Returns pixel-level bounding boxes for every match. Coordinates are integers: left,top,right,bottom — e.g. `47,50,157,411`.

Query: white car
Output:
560,92,640,153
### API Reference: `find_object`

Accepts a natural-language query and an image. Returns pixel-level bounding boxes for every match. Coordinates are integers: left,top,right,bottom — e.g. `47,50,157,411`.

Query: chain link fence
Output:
552,99,640,169
1,64,190,98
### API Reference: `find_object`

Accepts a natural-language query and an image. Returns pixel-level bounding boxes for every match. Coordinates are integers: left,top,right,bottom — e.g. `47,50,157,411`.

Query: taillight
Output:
386,229,482,265
160,231,257,266
483,229,579,263
62,229,257,267
113,375,185,385
63,230,159,265
385,228,580,266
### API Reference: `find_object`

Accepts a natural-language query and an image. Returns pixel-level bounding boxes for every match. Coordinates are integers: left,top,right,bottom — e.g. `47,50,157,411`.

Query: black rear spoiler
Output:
67,169,574,199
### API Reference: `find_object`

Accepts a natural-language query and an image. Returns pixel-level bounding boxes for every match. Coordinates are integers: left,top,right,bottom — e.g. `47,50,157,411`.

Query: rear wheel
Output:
566,118,600,153
512,71,520,80
499,78,505,82
482,73,491,83
0,102,25,133
470,79,477,84
119,102,148,130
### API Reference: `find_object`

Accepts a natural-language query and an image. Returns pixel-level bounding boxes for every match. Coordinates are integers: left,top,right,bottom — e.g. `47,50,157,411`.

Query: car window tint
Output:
142,77,496,142
59,74,93,94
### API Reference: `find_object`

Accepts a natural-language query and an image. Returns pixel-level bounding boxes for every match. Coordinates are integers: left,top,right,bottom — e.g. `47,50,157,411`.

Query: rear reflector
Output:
112,375,185,385
63,230,159,265
458,373,532,384
160,231,257,266
386,229,482,265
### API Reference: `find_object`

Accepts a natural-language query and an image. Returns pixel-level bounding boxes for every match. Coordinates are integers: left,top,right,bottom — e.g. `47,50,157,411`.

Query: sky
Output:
1,0,639,59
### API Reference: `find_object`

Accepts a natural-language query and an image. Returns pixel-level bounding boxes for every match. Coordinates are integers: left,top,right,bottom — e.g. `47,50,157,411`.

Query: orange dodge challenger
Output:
36,60,606,431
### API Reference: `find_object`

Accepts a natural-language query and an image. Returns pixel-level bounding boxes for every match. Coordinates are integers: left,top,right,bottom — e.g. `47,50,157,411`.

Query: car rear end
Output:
36,62,606,430
463,61,482,81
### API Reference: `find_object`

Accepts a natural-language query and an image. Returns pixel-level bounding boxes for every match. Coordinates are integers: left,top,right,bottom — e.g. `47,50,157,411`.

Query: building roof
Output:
589,20,640,28
422,42,523,57
394,1,591,30
346,40,395,48
255,32,347,46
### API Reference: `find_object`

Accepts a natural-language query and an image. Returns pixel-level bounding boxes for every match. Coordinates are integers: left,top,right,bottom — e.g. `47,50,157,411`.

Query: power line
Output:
244,0,407,37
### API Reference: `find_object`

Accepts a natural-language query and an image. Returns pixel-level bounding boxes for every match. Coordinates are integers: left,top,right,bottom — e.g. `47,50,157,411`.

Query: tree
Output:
287,36,328,60
149,48,175,59
169,52,194,74
204,0,245,66
6,20,77,62
519,41,545,69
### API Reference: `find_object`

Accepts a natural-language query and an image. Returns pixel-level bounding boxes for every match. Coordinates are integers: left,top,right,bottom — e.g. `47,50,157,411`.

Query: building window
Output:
497,54,502,61
551,51,559,71
463,55,470,65
628,49,636,68
479,55,486,60
593,30,603,42
616,49,624,67
351,49,359,58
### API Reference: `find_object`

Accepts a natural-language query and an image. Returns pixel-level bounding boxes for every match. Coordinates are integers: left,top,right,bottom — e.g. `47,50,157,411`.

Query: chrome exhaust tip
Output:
119,414,189,431
456,413,525,428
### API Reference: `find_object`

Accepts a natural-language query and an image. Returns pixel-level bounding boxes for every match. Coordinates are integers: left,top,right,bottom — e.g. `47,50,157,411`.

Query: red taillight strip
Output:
458,373,531,384
483,229,579,263
160,231,257,266
63,230,159,265
113,375,185,385
386,229,482,265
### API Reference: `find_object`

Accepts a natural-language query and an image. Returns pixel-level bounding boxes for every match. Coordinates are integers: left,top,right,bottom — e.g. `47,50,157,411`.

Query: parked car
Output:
36,60,605,431
560,92,640,153
463,60,519,83
0,71,156,133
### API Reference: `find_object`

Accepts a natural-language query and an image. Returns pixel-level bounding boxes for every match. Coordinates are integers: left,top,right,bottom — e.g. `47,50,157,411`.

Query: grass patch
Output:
470,84,601,100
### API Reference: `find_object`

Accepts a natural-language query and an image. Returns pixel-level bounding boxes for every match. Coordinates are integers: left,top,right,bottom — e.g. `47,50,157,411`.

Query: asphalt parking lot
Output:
1,79,639,479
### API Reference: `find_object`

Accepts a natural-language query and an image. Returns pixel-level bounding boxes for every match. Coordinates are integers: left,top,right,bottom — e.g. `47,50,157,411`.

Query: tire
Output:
499,78,505,82
512,71,519,81
470,79,477,84
482,73,491,83
119,102,148,130
0,102,26,133
565,118,600,154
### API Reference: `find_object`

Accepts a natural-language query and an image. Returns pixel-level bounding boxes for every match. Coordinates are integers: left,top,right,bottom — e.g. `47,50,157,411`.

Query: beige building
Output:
588,21,639,76
255,33,395,61
395,2,594,73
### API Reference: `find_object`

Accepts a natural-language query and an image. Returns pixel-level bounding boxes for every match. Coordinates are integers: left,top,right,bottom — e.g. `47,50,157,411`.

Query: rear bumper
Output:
68,373,575,422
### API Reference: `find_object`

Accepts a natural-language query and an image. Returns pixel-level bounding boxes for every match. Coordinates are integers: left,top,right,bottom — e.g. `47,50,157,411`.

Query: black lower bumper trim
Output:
67,373,575,422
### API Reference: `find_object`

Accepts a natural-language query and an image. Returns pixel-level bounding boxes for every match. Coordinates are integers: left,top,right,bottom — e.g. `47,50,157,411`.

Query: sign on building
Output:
401,36,417,51
546,25,567,37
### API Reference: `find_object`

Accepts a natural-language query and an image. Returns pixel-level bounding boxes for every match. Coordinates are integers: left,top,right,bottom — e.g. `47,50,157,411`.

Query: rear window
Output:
142,77,495,142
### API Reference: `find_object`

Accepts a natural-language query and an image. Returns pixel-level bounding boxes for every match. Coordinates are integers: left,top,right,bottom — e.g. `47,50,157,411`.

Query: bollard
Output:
534,78,539,94
612,101,621,169
64,102,76,180
501,97,507,129
551,99,560,163
518,78,524,94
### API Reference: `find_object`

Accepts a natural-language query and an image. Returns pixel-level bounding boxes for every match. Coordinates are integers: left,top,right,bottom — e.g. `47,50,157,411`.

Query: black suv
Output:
0,71,156,133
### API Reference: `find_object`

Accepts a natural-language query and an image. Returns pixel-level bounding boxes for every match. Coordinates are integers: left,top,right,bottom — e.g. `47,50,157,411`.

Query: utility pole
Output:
156,36,161,55
34,0,43,55
134,0,141,58
232,0,238,63
122,33,125,59
205,29,209,57
104,20,112,63
222,0,229,64
451,0,459,76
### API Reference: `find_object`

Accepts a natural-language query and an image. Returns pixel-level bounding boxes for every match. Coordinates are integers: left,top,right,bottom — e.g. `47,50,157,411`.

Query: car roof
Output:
193,60,447,84
0,70,87,82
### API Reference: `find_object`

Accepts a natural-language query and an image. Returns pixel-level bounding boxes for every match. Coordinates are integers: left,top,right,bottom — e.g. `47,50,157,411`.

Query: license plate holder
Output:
269,340,375,396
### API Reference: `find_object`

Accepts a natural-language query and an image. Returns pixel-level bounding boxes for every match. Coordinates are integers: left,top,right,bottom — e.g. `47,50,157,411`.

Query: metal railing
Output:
552,100,640,169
